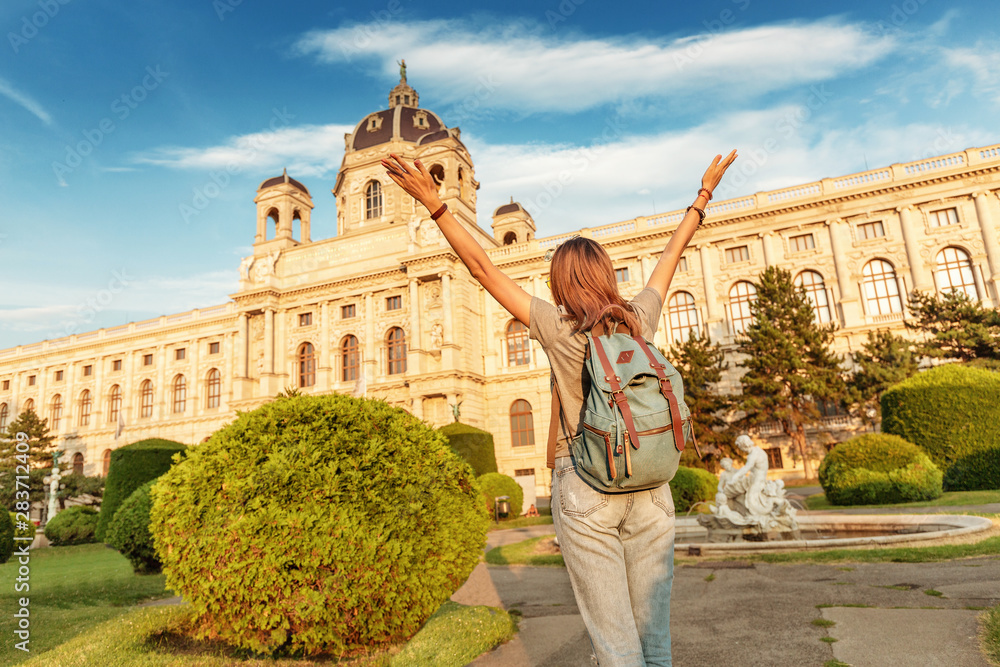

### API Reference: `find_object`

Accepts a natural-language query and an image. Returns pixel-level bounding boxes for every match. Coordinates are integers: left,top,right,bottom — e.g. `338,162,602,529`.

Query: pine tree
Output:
667,332,736,469
0,408,58,469
845,329,919,427
738,266,845,479
906,290,1000,361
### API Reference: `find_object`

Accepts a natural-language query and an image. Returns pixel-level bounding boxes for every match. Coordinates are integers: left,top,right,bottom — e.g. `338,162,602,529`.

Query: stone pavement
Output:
458,522,1000,666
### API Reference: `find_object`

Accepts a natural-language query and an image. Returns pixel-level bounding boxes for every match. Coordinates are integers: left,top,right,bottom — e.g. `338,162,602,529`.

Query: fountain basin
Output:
675,513,994,554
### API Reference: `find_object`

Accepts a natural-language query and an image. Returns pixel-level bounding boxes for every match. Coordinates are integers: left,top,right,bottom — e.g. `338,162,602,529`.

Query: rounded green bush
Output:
818,434,942,505
44,506,99,546
96,438,187,541
882,364,1000,490
0,509,13,564
107,481,160,574
150,394,488,657
670,466,718,513
11,512,36,543
438,422,498,476
478,472,524,518
943,445,1000,492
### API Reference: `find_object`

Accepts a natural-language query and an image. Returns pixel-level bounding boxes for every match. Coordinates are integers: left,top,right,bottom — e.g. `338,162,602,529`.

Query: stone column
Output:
760,232,776,267
190,337,201,417
364,293,376,381
441,272,454,345
827,219,861,326
65,363,76,435
697,245,722,339
263,308,274,375
974,191,1000,304
93,356,104,426
640,254,653,286
155,344,166,421
412,395,424,420
408,279,421,374
319,301,331,386
897,206,932,291
237,313,248,378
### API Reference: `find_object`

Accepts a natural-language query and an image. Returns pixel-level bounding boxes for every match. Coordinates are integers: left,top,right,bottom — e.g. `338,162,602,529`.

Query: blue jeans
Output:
551,456,675,667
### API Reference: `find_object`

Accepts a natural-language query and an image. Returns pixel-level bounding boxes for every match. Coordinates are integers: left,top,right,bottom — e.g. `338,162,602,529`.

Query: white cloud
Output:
944,45,1000,104
293,18,896,113
0,76,52,125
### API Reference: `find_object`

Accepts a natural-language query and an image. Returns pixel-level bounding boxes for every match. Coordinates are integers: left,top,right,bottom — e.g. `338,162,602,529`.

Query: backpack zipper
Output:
582,423,617,479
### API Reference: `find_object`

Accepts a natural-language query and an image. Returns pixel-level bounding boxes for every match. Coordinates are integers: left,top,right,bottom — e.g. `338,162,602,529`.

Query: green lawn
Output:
805,489,1000,511
487,515,553,532
981,603,1000,665
486,536,564,567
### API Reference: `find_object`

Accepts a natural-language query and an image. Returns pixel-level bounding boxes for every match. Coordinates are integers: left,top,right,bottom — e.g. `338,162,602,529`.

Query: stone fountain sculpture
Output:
698,435,800,542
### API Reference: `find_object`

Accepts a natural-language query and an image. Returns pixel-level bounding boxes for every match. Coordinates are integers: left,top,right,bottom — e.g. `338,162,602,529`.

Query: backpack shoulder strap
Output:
546,377,573,469
632,336,685,453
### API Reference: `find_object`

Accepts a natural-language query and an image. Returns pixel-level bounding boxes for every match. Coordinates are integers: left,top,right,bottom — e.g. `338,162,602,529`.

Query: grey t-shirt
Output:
529,287,664,460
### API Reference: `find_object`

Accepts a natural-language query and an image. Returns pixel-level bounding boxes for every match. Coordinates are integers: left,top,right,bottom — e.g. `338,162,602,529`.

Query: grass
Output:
819,636,838,643
703,573,715,582
0,542,171,665
825,661,851,667
805,489,1000,511
811,618,836,628
981,604,1000,665
485,536,564,567
924,589,945,597
487,514,553,532
722,534,1000,565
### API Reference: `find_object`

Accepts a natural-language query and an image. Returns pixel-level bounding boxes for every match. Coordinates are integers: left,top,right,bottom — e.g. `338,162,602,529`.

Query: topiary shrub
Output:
438,422,498,476
44,506,99,546
0,509,13,564
882,364,1000,490
11,512,36,543
670,466,718,513
106,481,160,574
96,438,187,541
150,393,488,657
943,445,1000,492
478,472,524,518
818,433,942,505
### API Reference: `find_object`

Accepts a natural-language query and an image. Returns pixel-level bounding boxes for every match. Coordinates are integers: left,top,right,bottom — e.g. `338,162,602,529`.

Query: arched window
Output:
50,394,63,430
503,232,517,246
341,335,360,382
298,343,316,387
365,181,382,219
172,375,186,413
668,291,700,343
506,320,530,366
139,380,154,419
79,390,91,426
386,327,407,375
795,270,832,324
108,387,120,423
102,449,112,477
935,247,978,300
0,403,8,430
266,208,279,239
206,369,221,409
73,452,84,476
510,400,535,448
729,281,758,334
862,259,902,315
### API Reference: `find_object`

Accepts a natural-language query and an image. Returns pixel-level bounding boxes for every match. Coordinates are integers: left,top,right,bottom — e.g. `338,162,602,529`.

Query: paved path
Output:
460,517,1000,666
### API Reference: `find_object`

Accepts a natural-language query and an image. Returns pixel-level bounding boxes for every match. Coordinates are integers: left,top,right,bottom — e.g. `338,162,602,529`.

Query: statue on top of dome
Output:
398,59,407,83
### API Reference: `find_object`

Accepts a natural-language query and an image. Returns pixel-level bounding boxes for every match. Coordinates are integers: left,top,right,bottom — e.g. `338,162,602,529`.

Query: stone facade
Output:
2,80,999,498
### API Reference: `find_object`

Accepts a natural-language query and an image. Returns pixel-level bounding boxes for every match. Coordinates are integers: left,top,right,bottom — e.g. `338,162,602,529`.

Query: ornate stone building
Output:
2,77,999,501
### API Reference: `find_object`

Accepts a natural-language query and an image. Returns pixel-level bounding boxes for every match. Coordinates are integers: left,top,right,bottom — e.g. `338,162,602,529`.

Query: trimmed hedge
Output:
670,466,718,513
882,364,1000,490
11,511,35,543
818,433,942,505
96,438,187,541
44,505,99,546
943,446,1000,492
0,509,12,564
478,472,524,517
107,480,160,574
150,393,488,657
438,422,498,476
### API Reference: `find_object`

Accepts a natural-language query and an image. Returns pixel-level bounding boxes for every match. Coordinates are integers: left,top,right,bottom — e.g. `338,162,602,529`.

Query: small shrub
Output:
438,422,498,476
151,393,488,657
44,506,99,546
819,434,942,505
882,364,1000,490
107,481,160,574
943,445,1000,492
11,512,36,542
0,509,13,564
478,472,524,517
670,466,718,513
96,438,187,541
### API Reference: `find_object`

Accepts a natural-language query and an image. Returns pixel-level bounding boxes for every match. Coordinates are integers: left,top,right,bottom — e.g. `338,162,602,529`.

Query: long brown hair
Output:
549,237,641,336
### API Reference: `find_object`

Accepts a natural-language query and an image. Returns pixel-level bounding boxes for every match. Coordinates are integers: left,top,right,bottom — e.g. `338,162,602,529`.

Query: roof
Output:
257,169,310,196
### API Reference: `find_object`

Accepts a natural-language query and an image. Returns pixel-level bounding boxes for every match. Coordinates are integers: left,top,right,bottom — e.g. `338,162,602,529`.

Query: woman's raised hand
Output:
382,153,441,209
701,149,738,194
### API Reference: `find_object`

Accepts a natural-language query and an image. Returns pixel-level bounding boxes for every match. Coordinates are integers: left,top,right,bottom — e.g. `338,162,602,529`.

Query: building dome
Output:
344,74,459,153
494,200,527,217
258,169,310,196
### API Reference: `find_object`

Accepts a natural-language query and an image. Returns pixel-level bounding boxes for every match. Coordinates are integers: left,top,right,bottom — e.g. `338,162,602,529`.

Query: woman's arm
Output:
644,150,738,303
382,154,532,326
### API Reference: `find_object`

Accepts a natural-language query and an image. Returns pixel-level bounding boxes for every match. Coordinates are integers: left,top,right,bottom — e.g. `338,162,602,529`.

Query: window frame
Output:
206,369,221,409
172,375,187,414
341,335,361,382
365,180,383,220
79,390,92,426
298,343,317,388
505,320,531,367
139,380,154,419
509,399,535,448
668,291,700,343
862,258,903,316
386,327,407,375
725,245,750,264
728,281,758,334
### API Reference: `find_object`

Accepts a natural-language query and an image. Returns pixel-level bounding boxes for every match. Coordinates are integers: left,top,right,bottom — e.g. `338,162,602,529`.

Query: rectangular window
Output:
614,267,630,283
789,233,815,252
55,370,64,381
298,312,313,327
725,246,750,264
2,380,8,390
209,341,220,355
175,348,186,361
83,365,93,377
28,375,36,386
765,448,784,470
386,296,402,311
112,360,122,371
857,221,885,240
143,354,153,366
678,256,689,273
930,208,959,227
341,304,356,319
514,468,534,477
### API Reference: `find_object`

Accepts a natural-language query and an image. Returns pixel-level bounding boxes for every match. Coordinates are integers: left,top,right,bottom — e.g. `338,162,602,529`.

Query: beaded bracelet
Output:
430,203,449,220
687,205,706,224
697,188,713,201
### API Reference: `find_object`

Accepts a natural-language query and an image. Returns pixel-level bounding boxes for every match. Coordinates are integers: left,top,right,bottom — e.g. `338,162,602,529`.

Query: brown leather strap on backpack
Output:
632,336,685,453
546,377,572,469
592,335,642,477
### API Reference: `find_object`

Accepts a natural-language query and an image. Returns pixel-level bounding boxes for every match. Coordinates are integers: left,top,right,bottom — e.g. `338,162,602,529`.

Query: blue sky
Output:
0,0,997,349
